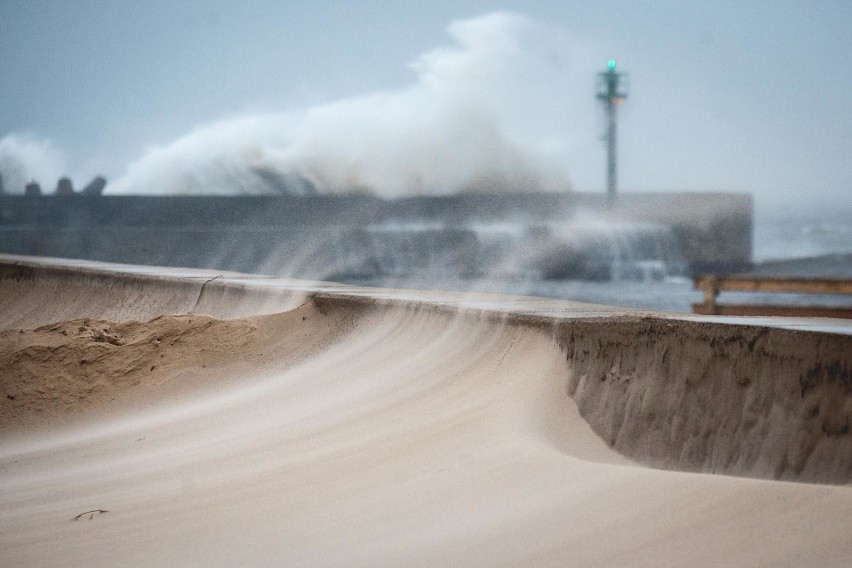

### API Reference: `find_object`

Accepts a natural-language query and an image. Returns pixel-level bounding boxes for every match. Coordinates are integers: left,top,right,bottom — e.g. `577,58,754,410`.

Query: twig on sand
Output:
73,509,108,521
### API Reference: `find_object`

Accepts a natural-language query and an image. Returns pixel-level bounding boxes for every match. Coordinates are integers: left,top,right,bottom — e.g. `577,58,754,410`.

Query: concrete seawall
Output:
0,192,752,278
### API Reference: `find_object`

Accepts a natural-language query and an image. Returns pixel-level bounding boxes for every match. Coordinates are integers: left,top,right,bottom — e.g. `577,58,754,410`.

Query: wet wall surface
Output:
0,193,753,279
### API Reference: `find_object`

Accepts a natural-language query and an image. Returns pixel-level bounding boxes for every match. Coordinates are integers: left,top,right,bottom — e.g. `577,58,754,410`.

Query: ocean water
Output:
347,275,852,315
347,203,852,314
345,275,696,313
755,202,852,262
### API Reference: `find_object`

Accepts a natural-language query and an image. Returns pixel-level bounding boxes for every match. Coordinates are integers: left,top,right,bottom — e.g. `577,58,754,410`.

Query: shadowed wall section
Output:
0,192,752,279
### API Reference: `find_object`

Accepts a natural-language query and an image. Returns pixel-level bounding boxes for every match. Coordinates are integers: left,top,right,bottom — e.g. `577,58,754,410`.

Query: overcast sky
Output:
1,0,850,206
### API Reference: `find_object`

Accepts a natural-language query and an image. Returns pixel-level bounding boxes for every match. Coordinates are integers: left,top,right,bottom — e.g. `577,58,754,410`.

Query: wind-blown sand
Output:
1,256,851,567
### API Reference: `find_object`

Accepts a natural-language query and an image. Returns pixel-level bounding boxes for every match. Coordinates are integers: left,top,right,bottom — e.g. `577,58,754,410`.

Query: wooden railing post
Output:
693,275,720,315
703,276,719,315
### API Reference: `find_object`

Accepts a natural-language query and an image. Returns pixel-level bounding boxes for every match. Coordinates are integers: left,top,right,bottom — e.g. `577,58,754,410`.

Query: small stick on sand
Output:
73,510,108,521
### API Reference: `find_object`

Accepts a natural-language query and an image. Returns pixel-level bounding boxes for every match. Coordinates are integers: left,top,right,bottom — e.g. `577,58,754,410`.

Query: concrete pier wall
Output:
0,192,752,279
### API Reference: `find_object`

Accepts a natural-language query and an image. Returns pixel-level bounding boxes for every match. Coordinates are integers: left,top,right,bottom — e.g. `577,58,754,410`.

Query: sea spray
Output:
0,135,67,194
106,12,578,197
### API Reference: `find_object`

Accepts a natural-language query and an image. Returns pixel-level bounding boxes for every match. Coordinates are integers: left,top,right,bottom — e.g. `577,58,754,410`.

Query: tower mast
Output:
597,60,627,201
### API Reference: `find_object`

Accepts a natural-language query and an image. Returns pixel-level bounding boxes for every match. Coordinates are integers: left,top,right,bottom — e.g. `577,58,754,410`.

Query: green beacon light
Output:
608,59,616,70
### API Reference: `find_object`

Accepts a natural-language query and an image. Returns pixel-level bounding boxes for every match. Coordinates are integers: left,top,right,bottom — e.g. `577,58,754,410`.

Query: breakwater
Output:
0,192,751,280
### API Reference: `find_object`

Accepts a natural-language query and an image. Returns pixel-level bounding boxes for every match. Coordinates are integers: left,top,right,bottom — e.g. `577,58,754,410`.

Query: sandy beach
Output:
1,256,851,567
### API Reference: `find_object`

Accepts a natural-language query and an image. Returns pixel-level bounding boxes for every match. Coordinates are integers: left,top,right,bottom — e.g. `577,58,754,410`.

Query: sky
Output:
0,0,850,207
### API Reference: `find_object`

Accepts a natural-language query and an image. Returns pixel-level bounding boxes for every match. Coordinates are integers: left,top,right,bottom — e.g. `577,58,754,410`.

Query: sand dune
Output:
1,256,851,567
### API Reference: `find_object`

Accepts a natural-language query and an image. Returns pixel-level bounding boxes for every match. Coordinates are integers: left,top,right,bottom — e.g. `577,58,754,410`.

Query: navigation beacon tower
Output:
596,60,628,201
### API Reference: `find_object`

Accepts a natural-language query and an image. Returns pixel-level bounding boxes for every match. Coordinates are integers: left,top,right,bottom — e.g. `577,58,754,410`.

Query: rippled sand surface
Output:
1,256,851,567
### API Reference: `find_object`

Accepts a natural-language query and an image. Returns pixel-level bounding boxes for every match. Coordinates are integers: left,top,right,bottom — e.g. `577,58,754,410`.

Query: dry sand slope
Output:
1,258,851,567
